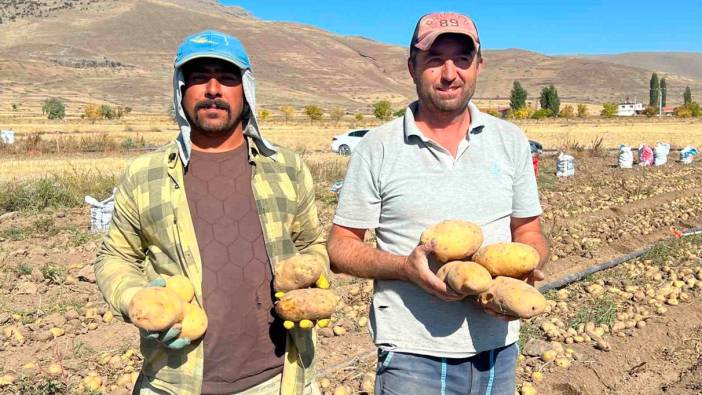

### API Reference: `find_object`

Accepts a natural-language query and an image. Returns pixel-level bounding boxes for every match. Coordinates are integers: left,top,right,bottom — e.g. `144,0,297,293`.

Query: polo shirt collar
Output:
404,101,486,142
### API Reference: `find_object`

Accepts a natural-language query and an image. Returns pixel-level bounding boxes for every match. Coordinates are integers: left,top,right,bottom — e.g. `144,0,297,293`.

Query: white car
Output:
330,128,369,155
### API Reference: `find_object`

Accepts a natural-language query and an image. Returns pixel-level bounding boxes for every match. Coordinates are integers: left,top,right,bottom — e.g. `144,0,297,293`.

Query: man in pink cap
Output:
328,12,549,394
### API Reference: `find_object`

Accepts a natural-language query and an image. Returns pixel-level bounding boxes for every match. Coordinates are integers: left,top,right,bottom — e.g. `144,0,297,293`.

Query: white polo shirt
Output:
333,101,542,357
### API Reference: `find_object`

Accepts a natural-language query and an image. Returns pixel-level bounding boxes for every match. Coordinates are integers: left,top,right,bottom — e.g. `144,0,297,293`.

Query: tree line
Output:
29,79,702,123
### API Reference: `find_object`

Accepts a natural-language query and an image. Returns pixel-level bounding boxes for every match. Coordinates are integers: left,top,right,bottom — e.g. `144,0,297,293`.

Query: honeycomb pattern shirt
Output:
185,145,286,394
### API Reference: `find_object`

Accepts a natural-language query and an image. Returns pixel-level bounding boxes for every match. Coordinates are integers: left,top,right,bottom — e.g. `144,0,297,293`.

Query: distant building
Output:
617,99,644,116
661,106,676,116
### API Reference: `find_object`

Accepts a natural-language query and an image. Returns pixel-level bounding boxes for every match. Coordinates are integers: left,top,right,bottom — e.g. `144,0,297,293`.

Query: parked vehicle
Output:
331,128,369,155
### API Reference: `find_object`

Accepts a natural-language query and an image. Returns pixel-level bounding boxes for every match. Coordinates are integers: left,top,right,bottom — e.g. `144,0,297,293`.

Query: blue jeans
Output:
374,343,518,395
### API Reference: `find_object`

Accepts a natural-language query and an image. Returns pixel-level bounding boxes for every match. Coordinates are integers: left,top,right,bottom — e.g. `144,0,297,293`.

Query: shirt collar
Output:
404,100,486,142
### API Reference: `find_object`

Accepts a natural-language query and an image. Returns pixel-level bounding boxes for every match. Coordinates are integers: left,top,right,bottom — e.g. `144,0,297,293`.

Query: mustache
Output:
194,99,231,113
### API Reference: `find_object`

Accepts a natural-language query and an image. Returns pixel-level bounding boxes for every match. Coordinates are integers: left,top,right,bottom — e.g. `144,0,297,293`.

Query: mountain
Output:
586,52,702,81
1,0,701,113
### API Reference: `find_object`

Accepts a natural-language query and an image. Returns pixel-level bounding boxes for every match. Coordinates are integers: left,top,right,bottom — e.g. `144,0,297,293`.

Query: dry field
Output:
1,114,702,394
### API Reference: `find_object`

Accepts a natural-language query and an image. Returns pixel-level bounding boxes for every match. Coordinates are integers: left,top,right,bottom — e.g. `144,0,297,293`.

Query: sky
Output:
220,1,702,55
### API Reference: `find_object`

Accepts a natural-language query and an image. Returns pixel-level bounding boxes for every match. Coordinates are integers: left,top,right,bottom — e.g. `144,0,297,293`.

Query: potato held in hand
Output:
275,289,339,322
420,220,484,262
179,303,208,340
437,261,492,296
165,275,195,302
128,288,184,332
473,242,539,279
477,277,547,319
273,255,326,292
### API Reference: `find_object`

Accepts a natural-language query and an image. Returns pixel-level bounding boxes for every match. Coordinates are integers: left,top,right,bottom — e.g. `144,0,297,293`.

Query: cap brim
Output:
414,29,479,51
175,53,248,70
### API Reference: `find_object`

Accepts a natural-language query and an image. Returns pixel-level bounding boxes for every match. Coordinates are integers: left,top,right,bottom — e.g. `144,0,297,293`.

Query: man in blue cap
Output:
95,30,328,395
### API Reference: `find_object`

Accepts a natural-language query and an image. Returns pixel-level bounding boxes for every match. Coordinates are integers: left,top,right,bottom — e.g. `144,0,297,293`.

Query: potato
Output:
165,275,195,302
82,375,102,392
273,255,325,292
275,289,339,322
477,277,547,319
436,261,493,295
179,303,208,340
420,220,483,262
473,242,540,279
128,288,184,332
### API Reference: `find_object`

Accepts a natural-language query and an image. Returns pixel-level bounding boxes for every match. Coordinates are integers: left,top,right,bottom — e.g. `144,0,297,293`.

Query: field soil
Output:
532,300,702,395
1,152,702,394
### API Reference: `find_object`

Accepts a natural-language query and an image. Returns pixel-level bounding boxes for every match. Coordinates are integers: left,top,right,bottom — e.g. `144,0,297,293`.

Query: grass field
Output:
2,115,701,183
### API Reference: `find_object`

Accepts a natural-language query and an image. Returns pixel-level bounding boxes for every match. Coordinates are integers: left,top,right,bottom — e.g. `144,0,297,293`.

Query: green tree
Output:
600,102,617,118
539,85,560,117
676,102,701,117
280,106,295,124
576,104,588,118
509,81,527,110
660,78,667,107
393,109,405,118
99,104,115,120
649,72,659,107
684,86,692,105
11,103,18,111
303,105,323,123
531,108,552,119
373,100,393,121
42,97,65,120
330,108,345,125
690,102,702,117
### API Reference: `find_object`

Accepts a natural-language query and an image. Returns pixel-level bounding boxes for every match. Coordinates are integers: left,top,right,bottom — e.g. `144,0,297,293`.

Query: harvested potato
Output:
273,255,325,292
473,242,540,279
165,275,195,302
436,261,492,295
179,303,208,340
521,382,537,395
128,288,184,332
477,277,547,319
420,220,484,262
275,289,339,322
82,375,102,392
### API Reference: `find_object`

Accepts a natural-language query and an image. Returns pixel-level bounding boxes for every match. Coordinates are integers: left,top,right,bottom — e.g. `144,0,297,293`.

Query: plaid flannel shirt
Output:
95,137,328,395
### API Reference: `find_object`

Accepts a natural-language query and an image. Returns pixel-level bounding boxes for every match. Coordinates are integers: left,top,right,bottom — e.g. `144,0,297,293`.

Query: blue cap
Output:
175,30,251,70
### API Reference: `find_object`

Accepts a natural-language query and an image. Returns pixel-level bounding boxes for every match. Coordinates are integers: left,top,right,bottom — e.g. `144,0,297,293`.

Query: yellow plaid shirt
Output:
95,138,328,395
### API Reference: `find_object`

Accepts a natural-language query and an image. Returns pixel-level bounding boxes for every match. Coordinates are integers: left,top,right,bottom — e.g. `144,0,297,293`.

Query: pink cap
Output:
411,12,480,51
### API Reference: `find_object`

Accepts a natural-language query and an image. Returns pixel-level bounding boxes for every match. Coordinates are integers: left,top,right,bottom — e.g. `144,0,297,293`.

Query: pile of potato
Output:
515,237,702,394
420,220,547,319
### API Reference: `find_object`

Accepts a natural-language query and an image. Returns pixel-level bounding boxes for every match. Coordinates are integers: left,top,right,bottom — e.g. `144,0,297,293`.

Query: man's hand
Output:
401,241,463,302
139,324,191,349
525,268,545,286
129,278,190,350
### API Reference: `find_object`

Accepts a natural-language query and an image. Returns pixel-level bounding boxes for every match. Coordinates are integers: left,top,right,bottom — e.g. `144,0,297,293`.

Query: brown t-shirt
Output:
185,145,286,395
